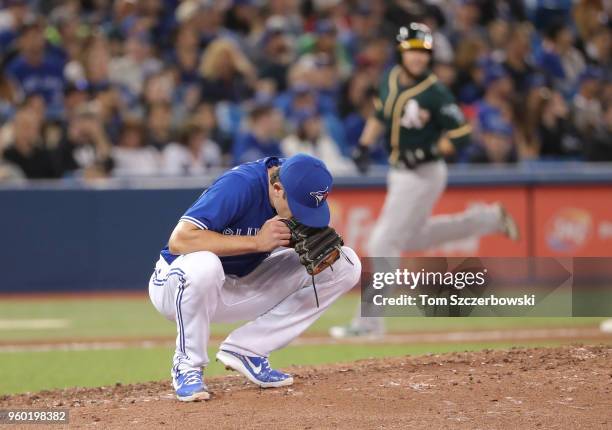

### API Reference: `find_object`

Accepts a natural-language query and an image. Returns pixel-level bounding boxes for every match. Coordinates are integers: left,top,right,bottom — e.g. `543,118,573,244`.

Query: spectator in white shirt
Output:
282,109,355,175
109,33,163,97
161,122,222,176
112,118,161,177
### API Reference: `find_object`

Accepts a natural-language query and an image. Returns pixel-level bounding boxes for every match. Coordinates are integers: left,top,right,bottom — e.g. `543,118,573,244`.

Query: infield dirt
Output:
2,345,611,429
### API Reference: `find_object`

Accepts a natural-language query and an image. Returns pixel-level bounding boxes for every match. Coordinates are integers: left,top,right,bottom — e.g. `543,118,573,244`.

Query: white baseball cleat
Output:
600,319,612,334
497,204,520,241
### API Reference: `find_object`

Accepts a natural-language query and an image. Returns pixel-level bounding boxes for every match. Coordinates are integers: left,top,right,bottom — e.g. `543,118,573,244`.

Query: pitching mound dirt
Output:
2,345,611,429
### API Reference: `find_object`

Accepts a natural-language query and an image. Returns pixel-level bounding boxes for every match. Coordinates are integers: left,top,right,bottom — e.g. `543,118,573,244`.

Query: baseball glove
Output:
281,217,353,307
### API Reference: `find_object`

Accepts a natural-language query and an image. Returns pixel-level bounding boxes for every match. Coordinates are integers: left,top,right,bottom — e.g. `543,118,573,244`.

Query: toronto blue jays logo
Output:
310,187,329,206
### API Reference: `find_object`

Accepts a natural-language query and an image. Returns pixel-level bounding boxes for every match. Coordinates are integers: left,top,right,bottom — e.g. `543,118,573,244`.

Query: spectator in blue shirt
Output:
477,62,515,128
339,4,380,61
467,108,517,164
536,19,586,95
5,18,66,120
255,16,295,93
233,103,283,165
341,73,387,164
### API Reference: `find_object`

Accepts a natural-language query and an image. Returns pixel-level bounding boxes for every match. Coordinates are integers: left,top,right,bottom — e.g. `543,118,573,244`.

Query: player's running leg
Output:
330,161,518,339
402,202,518,251
149,251,225,401
214,247,361,387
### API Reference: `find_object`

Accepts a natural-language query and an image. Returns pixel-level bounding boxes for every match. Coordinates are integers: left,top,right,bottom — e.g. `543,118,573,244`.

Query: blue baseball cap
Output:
279,154,332,227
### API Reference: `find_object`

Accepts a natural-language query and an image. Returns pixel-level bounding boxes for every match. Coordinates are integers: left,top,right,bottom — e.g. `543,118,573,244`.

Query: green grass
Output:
0,295,608,395
0,294,604,342
0,298,175,341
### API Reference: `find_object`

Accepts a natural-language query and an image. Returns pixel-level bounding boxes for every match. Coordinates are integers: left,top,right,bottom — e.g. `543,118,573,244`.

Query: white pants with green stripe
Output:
353,160,503,331
149,247,360,374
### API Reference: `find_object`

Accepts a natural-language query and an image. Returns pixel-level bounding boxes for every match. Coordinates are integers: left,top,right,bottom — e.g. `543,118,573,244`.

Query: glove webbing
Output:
297,231,343,261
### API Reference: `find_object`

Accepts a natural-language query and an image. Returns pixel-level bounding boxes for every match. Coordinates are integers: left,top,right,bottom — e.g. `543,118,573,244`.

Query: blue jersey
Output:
232,132,282,166
160,157,280,277
6,53,66,116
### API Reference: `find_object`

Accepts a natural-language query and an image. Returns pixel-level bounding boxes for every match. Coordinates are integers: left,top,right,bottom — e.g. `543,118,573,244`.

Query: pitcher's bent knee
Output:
176,251,225,290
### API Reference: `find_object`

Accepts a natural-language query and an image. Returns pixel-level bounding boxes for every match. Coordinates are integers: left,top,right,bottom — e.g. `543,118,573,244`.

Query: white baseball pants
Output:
354,161,503,331
149,247,361,373
368,160,503,257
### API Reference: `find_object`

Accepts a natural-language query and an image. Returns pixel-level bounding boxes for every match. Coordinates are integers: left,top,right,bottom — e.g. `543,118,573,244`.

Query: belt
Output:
391,146,441,169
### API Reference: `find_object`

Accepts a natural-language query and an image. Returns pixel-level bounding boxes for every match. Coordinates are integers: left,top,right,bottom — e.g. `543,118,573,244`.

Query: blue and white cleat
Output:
172,368,210,402
216,350,294,388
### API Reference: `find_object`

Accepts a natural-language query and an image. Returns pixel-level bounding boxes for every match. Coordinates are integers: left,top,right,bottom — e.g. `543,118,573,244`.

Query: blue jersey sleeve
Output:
180,173,253,231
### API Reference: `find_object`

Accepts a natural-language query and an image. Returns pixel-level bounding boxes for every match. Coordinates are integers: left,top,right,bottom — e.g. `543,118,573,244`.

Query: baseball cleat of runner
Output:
216,350,294,388
600,319,612,333
497,204,520,241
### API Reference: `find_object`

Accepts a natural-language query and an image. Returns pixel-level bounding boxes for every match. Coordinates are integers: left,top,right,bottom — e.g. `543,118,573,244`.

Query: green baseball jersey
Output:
373,65,471,164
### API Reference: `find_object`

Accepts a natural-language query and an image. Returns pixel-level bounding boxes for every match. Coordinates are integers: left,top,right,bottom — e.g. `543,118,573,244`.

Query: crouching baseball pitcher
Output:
149,154,361,401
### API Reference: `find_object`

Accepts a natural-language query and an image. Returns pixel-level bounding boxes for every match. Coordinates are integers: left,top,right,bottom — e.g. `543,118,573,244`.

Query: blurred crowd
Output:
0,0,610,181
